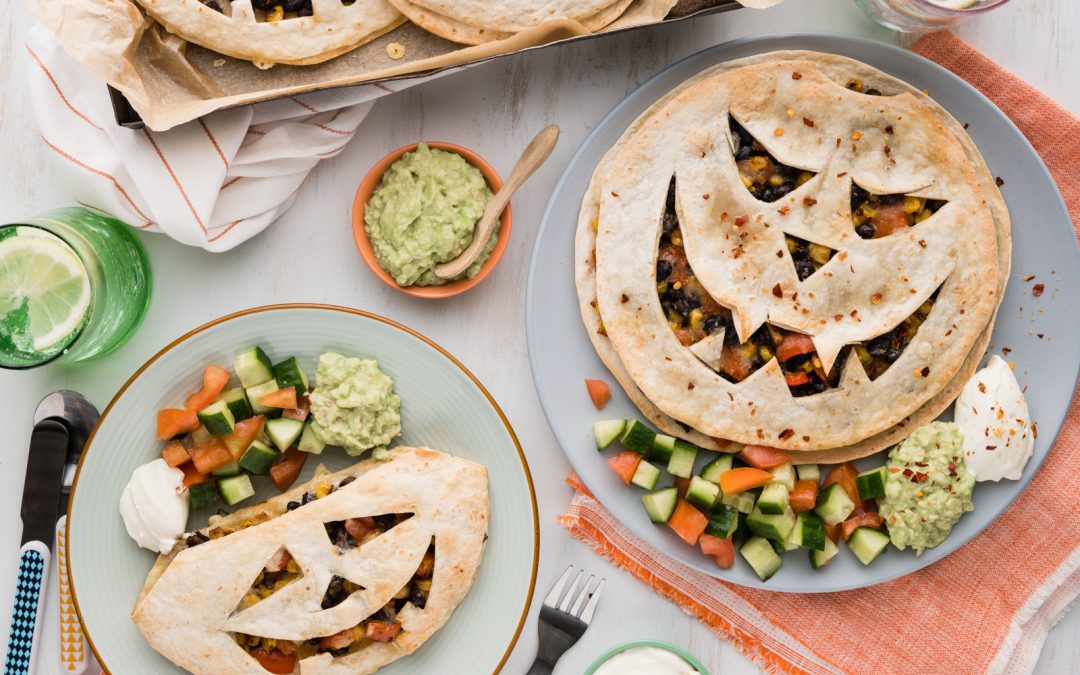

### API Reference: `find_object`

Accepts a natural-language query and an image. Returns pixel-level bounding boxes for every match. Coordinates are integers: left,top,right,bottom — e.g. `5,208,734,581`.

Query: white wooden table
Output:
1,1,1077,673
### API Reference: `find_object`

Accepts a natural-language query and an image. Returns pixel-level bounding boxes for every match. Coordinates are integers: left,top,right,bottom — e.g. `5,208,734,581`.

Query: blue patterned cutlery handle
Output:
4,541,50,675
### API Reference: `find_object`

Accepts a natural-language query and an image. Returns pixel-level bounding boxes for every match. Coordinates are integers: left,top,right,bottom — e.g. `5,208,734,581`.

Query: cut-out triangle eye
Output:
851,183,947,239
324,513,414,552
730,117,816,203
784,234,837,281
321,574,365,610
234,546,303,613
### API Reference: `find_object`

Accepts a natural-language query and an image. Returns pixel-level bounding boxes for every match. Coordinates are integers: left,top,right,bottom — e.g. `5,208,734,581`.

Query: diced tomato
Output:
776,333,817,363
179,462,208,488
222,415,266,460
318,628,356,651
607,450,642,485
260,387,298,409
784,371,810,387
584,379,612,411
871,202,910,237
668,499,708,546
738,445,792,469
718,467,773,495
250,648,296,674
270,448,307,492
161,440,191,467
789,479,819,514
281,395,311,422
264,548,292,573
720,345,752,382
659,245,691,285
673,327,696,347
344,516,377,542
184,365,231,412
824,522,842,544
822,462,862,507
156,408,199,440
365,620,402,643
841,511,886,541
190,438,232,474
700,533,735,568
674,476,692,498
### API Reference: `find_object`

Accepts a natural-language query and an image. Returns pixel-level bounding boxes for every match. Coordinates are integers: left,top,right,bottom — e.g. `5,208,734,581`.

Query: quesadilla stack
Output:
133,447,488,674
576,52,1010,463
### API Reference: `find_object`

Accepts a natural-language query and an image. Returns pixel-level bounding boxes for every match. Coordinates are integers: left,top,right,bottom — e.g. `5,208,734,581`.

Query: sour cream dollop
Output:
954,355,1034,481
119,459,189,554
593,646,700,675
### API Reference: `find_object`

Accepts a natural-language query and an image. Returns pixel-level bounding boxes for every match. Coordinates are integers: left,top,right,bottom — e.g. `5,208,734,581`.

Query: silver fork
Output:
526,565,605,675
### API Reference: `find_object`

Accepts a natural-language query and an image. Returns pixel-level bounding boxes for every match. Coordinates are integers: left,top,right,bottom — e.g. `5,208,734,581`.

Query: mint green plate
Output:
585,640,710,674
66,304,538,674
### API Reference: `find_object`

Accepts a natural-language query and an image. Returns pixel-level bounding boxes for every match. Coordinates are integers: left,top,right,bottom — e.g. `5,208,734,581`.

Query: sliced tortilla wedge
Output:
132,447,488,674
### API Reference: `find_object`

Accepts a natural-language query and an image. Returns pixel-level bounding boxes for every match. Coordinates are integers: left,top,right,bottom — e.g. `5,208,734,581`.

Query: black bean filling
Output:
851,184,947,240
730,118,815,203
784,234,836,282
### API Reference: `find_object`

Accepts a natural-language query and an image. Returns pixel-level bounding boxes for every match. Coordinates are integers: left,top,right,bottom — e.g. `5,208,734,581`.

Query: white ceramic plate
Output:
526,34,1080,592
67,304,538,672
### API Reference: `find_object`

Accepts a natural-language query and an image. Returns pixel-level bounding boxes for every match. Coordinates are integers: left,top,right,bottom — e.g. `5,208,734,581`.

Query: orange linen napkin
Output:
560,32,1080,675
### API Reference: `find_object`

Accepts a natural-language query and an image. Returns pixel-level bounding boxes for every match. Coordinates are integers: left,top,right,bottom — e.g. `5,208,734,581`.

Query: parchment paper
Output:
27,0,740,131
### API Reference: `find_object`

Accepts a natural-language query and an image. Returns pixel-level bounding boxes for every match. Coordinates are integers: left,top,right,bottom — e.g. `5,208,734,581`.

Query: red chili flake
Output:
1002,347,1012,355
620,294,629,304
802,435,810,442
703,193,710,200
611,191,620,197
756,429,765,440
772,284,783,298
947,462,957,476
914,461,929,467
721,212,730,222
884,125,894,134
913,472,929,483
1032,283,1045,296
792,71,802,80
833,314,843,322
1038,333,1045,339
803,117,815,127
776,250,784,258
734,214,749,227
978,382,986,394
918,239,927,248
778,206,791,216
884,145,892,156
995,177,1005,187
960,308,965,314
836,138,842,148
902,468,914,477
1023,275,1036,282
920,366,930,377
778,429,795,440
687,382,695,390
986,445,998,450
889,467,901,473
732,245,744,259
803,197,817,207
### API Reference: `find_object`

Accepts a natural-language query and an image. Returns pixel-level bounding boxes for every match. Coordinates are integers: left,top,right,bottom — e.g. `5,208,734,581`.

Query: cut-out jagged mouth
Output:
655,177,939,397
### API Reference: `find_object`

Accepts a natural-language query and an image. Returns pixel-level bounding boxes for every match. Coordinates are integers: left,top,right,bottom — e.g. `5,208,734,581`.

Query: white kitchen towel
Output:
26,24,432,252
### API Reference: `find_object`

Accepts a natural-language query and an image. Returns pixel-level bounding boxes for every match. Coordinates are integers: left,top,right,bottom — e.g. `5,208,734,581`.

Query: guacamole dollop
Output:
879,422,975,555
365,143,496,287
309,352,401,456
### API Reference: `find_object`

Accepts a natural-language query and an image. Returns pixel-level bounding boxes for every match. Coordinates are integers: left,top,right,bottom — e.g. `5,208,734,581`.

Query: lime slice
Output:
0,233,91,352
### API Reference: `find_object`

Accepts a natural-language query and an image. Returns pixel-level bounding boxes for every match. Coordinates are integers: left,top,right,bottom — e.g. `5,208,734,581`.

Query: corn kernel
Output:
859,204,877,218
740,173,753,188
768,174,783,187
417,579,433,591
797,172,813,186
902,196,923,214
286,559,299,573
656,282,668,293
591,217,599,232
915,208,933,223
759,347,773,361
315,482,331,499
846,77,863,91
689,309,704,330
394,585,410,600
266,5,284,21
786,237,797,253
808,243,833,265
748,156,769,172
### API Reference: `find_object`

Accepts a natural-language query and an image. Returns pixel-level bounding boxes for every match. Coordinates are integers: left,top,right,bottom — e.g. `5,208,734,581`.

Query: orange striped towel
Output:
560,32,1080,675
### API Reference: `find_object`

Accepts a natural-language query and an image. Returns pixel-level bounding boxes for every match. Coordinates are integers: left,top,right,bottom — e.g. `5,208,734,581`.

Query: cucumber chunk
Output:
239,440,279,475
795,464,820,482
630,460,661,490
686,475,719,509
786,512,827,551
650,434,677,463
246,380,280,416
593,419,626,450
771,537,801,553
700,454,734,484
210,460,241,477
746,506,796,542
856,466,888,501
756,483,790,515
188,482,216,511
298,422,327,454
666,440,698,478
265,417,305,452
740,536,783,581
705,504,740,539
641,487,678,524
768,463,796,491
619,420,656,454
218,474,255,507
197,400,235,436
848,527,891,565
234,346,273,388
814,483,856,526
809,536,839,569
721,491,757,515
217,387,253,422
190,425,212,446
273,357,309,395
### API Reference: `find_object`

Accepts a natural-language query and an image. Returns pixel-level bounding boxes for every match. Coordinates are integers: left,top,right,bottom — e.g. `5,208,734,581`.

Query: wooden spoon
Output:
433,124,560,280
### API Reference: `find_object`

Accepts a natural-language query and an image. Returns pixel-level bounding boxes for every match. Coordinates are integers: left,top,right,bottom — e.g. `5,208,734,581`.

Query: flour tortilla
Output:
132,447,488,675
389,0,635,44
135,0,405,67
400,0,627,33
576,51,1009,460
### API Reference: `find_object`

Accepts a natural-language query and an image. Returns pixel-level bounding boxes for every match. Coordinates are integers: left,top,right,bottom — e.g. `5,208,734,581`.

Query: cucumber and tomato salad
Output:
155,345,319,510
594,417,894,582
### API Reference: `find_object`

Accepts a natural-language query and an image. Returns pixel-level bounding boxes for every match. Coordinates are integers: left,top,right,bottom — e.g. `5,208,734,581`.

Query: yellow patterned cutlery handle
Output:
55,517,87,675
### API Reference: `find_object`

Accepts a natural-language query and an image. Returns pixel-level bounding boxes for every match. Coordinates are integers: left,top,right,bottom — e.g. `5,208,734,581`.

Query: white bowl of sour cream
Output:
585,640,708,675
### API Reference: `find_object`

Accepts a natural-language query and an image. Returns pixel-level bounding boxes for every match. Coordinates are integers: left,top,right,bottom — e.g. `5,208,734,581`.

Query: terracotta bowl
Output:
352,142,512,299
